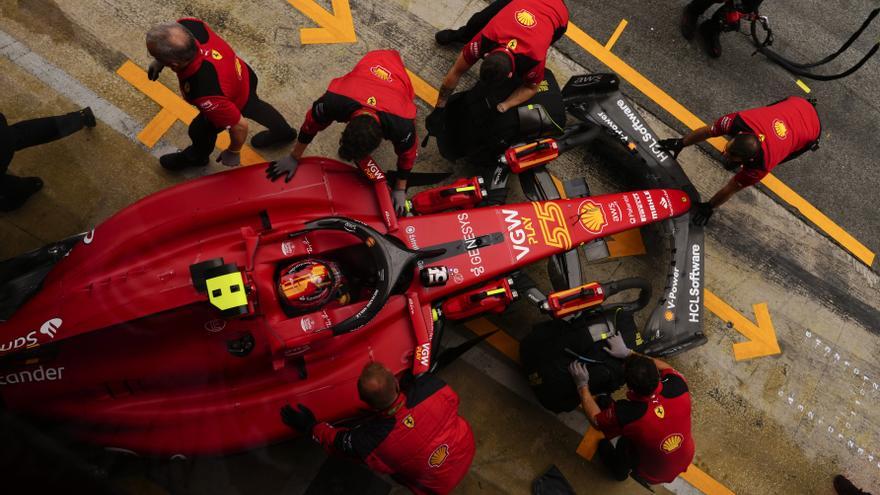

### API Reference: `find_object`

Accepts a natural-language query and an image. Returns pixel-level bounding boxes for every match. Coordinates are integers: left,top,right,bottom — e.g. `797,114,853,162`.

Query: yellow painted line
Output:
681,464,736,495
564,22,875,267
576,426,605,460
287,0,357,44
116,60,265,166
406,69,439,107
463,317,520,363
604,19,628,51
795,79,811,93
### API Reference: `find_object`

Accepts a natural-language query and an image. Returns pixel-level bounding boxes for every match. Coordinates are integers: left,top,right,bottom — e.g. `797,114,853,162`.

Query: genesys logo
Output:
0,318,63,354
0,366,65,386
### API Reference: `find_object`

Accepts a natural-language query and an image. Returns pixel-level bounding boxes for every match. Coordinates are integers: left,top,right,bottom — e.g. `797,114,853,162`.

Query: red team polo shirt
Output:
176,18,251,129
710,96,821,187
596,368,695,484
462,0,569,85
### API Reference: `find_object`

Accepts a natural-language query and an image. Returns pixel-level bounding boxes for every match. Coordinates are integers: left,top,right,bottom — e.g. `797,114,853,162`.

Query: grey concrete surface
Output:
1,0,879,494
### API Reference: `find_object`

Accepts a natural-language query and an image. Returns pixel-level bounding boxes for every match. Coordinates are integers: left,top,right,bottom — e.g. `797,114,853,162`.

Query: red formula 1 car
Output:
0,158,690,455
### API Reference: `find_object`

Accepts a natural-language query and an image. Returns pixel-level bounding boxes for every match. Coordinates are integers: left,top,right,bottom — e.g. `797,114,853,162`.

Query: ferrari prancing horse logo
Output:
654,405,665,419
366,96,378,106
403,414,415,429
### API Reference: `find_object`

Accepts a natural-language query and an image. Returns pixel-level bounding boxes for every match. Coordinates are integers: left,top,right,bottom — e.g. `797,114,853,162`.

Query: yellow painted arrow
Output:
287,0,356,44
704,289,781,361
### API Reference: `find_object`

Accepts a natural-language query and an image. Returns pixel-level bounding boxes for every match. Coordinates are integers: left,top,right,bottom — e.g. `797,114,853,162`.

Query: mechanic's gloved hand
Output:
692,201,714,226
216,149,241,167
148,60,165,81
422,107,447,148
391,188,407,217
603,333,633,359
658,138,685,159
280,403,317,435
568,361,591,391
266,155,299,182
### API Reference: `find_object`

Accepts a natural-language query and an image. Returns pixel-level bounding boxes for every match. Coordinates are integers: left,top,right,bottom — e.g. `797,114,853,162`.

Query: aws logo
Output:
428,444,449,467
515,9,537,28
661,433,684,454
370,65,393,82
577,200,607,234
772,119,788,139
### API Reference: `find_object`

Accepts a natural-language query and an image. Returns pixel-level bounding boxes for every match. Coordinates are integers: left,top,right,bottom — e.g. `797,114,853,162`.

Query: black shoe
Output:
250,128,297,149
80,107,96,128
0,176,43,212
833,475,869,495
160,152,208,171
681,9,698,40
699,20,723,58
435,29,463,46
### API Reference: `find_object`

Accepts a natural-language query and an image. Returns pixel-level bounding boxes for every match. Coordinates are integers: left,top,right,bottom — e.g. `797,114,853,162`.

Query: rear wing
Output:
563,76,707,356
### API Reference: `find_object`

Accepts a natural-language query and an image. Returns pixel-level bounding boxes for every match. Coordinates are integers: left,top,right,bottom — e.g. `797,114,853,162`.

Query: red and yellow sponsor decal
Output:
515,9,537,28
532,202,572,250
280,264,329,298
577,200,607,234
661,433,684,454
415,342,431,368
428,444,449,467
370,65,393,82
772,119,788,140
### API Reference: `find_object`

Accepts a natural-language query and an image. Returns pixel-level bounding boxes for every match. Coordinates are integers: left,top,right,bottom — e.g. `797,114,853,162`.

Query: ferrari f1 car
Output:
0,156,690,455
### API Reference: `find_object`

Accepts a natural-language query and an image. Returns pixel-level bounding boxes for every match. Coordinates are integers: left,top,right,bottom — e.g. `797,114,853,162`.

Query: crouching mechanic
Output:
659,96,820,225
280,362,475,494
146,19,296,171
267,50,418,216
432,0,568,113
569,334,694,484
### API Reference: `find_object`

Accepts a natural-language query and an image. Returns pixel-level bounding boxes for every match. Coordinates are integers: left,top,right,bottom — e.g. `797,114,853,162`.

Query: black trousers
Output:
0,111,87,194
597,437,640,482
449,0,567,44
686,0,763,22
183,70,292,163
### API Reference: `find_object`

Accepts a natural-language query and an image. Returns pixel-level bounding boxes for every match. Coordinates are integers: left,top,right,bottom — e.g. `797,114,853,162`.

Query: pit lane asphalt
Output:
552,0,880,265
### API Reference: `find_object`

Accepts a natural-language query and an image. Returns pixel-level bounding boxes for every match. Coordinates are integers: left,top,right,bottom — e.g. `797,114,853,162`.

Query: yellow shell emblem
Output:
661,434,684,453
211,49,223,60
403,414,415,429
772,119,788,139
370,65,393,82
577,201,607,234
366,96,377,106
507,39,518,51
428,444,449,468
654,405,665,419
664,310,674,322
536,80,549,92
515,9,537,28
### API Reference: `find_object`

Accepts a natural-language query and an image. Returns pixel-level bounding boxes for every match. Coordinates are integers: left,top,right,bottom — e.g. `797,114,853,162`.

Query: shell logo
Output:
664,310,675,322
577,200,607,234
661,433,684,454
428,444,449,468
654,405,665,419
515,9,537,28
772,119,788,140
211,49,223,61
366,96,378,106
370,65,393,82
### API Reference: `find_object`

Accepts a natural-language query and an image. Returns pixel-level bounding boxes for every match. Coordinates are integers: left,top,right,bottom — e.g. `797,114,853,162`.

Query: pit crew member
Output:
680,0,764,58
280,362,475,494
267,50,418,216
659,96,820,225
569,334,694,484
432,0,569,113
146,19,296,171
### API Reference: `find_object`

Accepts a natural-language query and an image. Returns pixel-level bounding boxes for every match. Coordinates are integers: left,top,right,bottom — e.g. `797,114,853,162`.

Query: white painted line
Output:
0,28,173,158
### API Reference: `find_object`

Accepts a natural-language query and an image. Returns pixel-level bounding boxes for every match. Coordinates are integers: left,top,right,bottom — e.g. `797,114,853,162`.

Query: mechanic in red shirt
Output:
679,0,764,58
659,96,821,225
267,50,417,216
569,334,694,484
146,19,295,171
280,362,475,494
432,0,569,113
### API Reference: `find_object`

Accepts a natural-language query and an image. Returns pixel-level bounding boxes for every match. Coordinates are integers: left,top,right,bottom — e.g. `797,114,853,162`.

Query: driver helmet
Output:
278,258,347,312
